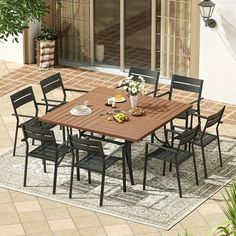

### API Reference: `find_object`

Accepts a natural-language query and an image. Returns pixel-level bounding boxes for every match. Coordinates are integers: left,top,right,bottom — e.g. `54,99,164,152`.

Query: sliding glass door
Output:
55,0,198,77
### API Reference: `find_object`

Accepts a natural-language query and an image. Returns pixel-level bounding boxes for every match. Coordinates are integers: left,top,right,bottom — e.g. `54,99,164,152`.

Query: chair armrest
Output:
146,142,177,153
64,88,89,93
12,114,35,119
105,145,124,159
155,91,170,98
189,97,204,105
145,91,154,96
56,142,70,150
36,102,47,107
41,98,66,104
145,89,160,96
191,113,208,120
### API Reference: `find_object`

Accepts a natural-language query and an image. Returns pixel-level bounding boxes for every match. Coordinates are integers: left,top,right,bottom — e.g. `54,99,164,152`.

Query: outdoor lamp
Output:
198,0,217,28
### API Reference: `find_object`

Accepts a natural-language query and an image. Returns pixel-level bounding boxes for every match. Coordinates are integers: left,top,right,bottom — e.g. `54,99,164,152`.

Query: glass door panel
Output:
125,0,151,69
95,0,120,66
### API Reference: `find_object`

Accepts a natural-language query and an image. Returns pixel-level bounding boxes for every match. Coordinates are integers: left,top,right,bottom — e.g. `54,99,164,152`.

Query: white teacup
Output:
74,105,87,112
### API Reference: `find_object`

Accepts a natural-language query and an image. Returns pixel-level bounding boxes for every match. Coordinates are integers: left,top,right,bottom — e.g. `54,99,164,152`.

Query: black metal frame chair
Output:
157,74,204,127
21,124,71,194
190,106,226,179
143,124,200,198
128,67,160,97
69,135,126,206
40,73,88,113
10,86,55,156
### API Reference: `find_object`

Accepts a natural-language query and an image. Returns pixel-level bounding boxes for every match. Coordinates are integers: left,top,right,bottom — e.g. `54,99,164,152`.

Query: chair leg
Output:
163,161,166,176
175,164,182,198
217,136,223,167
62,126,66,142
13,125,19,156
169,163,172,172
122,147,126,192
143,144,148,190
100,171,105,206
23,153,29,187
192,147,199,185
201,145,208,179
151,133,154,143
76,150,80,181
52,160,58,194
69,153,75,199
42,159,47,173
88,170,91,184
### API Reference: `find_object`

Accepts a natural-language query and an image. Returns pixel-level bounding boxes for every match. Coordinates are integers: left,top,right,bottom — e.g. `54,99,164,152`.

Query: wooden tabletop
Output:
40,86,192,142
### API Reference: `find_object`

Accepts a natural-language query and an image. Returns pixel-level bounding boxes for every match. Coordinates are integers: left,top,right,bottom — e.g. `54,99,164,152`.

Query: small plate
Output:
129,108,145,116
70,107,92,116
115,97,126,103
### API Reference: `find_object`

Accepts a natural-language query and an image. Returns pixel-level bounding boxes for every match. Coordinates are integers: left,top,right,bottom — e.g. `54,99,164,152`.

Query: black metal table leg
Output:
125,141,134,185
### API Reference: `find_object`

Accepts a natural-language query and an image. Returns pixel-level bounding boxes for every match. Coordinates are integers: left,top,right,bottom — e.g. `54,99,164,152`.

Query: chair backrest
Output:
21,123,56,145
128,67,160,96
170,75,204,102
178,123,201,147
10,86,38,116
40,73,66,103
69,135,104,158
204,106,226,130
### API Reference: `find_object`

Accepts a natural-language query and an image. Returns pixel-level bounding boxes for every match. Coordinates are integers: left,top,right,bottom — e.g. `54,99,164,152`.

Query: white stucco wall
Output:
27,22,40,63
199,0,236,104
0,34,24,64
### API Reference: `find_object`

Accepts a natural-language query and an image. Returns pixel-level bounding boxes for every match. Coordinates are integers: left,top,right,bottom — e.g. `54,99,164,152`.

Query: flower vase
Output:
130,95,138,108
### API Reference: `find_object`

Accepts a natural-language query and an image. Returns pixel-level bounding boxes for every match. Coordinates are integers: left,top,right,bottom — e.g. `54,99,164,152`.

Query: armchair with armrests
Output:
143,124,200,198
69,135,126,206
156,74,204,127
171,106,225,179
21,124,71,194
40,72,88,113
10,86,55,156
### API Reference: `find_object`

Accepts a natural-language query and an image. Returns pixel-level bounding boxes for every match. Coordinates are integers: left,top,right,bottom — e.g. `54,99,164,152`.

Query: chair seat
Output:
23,118,55,130
29,143,71,162
176,108,197,119
148,148,192,165
77,153,121,172
194,132,217,146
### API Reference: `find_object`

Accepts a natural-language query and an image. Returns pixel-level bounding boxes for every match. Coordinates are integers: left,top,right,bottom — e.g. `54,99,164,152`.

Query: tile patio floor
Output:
0,60,235,236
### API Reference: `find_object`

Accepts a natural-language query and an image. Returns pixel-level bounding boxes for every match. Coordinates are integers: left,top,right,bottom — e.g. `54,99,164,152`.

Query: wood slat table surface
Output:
40,86,192,142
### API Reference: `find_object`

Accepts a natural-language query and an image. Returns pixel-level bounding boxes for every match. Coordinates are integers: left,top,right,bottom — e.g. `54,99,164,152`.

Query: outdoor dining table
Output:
40,86,192,185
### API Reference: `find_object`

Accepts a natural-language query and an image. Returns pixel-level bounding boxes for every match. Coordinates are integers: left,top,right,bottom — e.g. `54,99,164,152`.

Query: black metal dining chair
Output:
143,124,200,198
10,86,55,156
157,74,204,127
40,72,88,113
69,135,126,206
190,106,226,179
21,124,71,194
128,67,160,97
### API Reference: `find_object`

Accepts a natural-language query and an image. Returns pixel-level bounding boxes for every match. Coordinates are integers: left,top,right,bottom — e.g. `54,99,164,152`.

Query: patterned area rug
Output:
0,130,235,230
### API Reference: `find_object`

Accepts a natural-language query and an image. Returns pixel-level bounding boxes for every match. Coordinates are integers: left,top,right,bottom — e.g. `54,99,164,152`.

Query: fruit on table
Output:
108,116,113,121
113,113,128,123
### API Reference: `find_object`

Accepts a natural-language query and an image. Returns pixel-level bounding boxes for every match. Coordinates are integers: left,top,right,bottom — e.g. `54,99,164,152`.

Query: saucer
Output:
115,97,126,103
70,107,92,116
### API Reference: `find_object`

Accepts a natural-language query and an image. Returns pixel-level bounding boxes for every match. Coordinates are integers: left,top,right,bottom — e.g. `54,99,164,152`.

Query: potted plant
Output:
117,75,146,108
35,27,58,68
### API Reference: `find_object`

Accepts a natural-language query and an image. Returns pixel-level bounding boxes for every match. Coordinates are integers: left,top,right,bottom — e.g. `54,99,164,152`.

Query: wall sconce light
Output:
199,0,217,28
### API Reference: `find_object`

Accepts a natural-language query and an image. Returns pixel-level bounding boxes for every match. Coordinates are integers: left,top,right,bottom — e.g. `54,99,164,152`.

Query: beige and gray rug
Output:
0,131,235,230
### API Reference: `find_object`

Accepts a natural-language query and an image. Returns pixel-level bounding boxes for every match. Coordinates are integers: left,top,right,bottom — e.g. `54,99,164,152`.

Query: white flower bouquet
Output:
117,75,145,96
